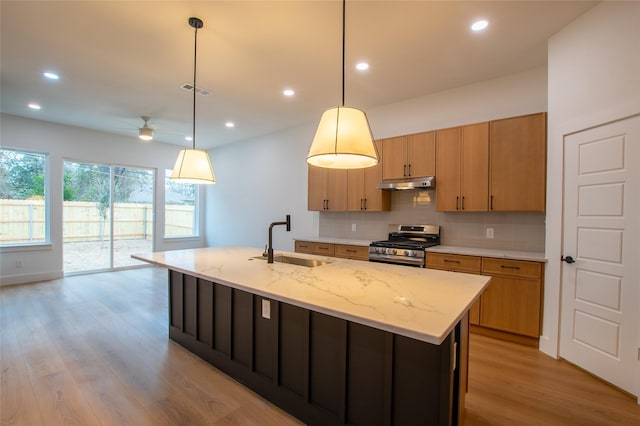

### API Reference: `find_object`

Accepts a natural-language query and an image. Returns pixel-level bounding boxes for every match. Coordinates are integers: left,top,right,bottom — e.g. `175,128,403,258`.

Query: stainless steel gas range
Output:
369,224,440,267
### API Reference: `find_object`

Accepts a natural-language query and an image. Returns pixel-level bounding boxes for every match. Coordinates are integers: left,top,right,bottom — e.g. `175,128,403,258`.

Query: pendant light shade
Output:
171,17,216,184
171,148,216,184
306,0,378,169
307,106,378,169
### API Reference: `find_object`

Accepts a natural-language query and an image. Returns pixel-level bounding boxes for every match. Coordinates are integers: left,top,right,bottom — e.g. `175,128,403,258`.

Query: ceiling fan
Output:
122,116,185,143
138,115,154,141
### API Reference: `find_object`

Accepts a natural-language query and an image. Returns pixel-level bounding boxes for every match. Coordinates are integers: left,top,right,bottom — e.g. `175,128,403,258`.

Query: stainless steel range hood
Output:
377,176,435,191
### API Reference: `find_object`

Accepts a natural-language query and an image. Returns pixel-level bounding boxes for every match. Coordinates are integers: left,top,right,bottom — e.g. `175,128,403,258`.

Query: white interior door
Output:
560,115,640,398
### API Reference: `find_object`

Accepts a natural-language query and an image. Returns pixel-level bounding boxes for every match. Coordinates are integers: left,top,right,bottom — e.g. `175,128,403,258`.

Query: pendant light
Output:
171,17,216,184
306,0,378,169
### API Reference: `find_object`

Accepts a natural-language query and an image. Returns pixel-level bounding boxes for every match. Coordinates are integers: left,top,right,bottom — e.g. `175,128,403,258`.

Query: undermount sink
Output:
252,254,332,268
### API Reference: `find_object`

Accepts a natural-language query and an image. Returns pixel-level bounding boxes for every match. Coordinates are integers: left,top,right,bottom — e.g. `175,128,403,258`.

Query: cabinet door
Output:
435,127,462,211
406,131,435,178
308,166,327,211
460,122,489,211
347,168,365,211
469,301,480,325
363,140,390,211
382,136,407,180
489,113,546,212
479,275,541,337
326,169,348,211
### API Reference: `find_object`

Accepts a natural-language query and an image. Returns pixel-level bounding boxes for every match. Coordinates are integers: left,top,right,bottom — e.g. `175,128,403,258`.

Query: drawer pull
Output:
444,259,460,263
500,265,520,270
346,249,357,253
319,247,329,250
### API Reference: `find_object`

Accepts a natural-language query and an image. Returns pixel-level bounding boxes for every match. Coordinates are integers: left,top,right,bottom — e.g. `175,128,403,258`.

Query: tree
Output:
0,149,46,199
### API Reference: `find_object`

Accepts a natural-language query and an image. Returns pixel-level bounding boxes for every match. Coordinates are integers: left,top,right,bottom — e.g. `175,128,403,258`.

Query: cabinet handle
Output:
490,195,494,210
456,196,459,210
462,196,465,210
500,265,521,270
408,163,411,176
444,259,460,263
346,249,357,253
363,198,367,210
403,164,407,177
326,199,329,210
319,247,329,251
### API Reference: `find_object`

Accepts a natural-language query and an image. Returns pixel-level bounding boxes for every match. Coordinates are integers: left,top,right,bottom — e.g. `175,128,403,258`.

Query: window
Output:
164,169,198,238
0,148,49,245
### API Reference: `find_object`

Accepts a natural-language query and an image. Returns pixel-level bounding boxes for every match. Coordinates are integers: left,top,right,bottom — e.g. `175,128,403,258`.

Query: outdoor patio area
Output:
63,239,153,273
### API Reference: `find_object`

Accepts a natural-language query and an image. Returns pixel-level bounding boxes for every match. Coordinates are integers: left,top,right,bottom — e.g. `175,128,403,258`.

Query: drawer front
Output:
426,253,481,273
482,258,542,279
313,243,335,256
334,244,369,261
295,240,315,254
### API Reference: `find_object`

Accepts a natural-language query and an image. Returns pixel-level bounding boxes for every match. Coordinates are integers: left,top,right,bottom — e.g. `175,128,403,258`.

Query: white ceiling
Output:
1,1,596,149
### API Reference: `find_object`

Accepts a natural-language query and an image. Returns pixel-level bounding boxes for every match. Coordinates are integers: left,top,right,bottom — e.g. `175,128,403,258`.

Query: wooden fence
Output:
0,200,195,244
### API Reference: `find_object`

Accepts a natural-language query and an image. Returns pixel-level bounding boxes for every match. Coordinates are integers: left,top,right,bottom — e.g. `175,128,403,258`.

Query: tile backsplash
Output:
319,190,545,252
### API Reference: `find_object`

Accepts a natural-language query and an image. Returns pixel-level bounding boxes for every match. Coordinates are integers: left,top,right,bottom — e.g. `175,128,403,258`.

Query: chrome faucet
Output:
267,214,291,263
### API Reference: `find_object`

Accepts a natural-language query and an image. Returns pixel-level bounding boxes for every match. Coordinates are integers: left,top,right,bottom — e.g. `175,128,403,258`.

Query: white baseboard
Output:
0,271,64,286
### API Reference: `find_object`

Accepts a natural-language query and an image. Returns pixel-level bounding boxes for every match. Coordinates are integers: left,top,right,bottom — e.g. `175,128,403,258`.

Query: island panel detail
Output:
168,270,461,426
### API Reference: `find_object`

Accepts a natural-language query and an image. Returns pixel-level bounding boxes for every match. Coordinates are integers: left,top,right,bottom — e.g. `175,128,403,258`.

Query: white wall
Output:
0,113,207,285
543,1,640,357
206,124,317,252
206,67,548,252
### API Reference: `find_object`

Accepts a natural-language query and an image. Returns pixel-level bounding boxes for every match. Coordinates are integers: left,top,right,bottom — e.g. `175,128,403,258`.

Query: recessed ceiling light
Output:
471,20,489,32
225,121,235,128
28,103,41,110
283,88,295,97
356,62,369,71
43,71,59,80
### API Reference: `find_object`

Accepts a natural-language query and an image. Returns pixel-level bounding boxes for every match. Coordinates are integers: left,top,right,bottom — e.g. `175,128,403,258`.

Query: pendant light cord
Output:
341,0,346,107
192,24,198,150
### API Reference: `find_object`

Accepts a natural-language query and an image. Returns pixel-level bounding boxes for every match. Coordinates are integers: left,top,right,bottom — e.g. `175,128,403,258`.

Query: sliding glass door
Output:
63,161,154,273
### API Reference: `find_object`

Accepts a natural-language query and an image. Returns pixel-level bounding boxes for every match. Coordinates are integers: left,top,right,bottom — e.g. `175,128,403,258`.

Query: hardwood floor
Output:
1,268,638,425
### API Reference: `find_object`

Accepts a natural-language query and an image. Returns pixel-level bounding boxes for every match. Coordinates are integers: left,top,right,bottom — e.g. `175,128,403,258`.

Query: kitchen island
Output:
133,247,490,426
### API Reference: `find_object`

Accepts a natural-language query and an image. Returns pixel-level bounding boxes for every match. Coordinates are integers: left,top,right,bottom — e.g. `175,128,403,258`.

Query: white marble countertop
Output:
133,247,490,345
426,245,547,262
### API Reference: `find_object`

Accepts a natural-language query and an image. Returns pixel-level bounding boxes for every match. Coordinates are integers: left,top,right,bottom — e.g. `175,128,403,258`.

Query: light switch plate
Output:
351,223,357,232
486,228,494,239
261,299,271,319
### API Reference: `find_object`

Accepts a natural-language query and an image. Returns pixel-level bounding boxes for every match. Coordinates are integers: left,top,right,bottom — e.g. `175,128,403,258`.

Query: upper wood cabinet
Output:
308,166,348,211
489,113,547,212
382,131,435,180
347,140,390,211
436,122,489,212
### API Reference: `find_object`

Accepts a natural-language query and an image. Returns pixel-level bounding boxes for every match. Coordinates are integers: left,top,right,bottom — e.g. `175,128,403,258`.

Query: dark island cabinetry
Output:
168,270,466,426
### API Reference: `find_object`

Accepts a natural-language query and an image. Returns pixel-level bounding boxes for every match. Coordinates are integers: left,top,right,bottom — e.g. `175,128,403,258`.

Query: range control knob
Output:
404,250,414,257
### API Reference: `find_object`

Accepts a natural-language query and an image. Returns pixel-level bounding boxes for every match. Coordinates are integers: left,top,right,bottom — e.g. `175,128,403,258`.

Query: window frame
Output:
0,147,51,249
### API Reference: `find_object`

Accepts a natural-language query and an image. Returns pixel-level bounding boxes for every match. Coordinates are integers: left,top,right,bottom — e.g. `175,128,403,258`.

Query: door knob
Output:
561,255,576,264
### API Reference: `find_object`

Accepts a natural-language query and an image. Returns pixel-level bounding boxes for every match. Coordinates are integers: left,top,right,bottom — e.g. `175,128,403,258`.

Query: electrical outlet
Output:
486,228,494,239
351,223,356,232
261,299,271,319
15,260,23,269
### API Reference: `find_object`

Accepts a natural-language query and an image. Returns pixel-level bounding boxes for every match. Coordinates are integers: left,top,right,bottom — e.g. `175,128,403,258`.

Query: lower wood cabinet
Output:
427,253,544,346
295,240,368,261
168,270,465,426
295,240,336,256
480,258,543,339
